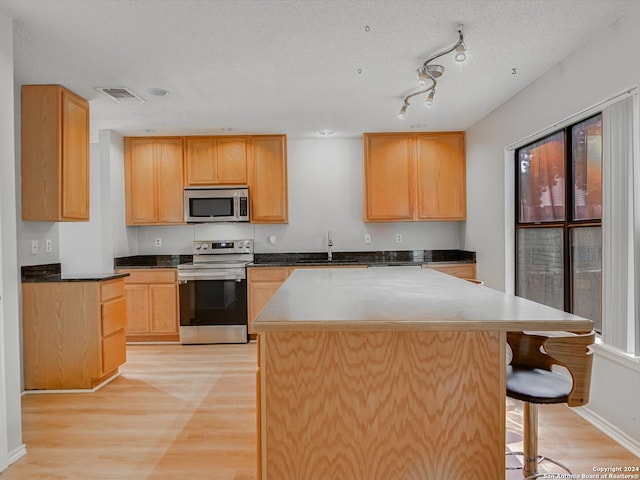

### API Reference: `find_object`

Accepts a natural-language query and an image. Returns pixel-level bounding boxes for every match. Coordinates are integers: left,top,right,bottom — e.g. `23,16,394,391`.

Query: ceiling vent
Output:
96,87,146,103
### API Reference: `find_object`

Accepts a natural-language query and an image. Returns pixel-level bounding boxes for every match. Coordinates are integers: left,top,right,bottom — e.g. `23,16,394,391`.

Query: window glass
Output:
516,228,564,310
518,132,565,223
571,226,602,333
572,115,602,221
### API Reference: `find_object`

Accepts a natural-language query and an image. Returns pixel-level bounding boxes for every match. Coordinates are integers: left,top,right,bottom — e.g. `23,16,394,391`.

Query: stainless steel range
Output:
177,239,253,344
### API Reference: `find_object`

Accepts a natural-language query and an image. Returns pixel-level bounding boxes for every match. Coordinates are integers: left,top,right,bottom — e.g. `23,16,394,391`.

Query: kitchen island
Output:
252,266,593,480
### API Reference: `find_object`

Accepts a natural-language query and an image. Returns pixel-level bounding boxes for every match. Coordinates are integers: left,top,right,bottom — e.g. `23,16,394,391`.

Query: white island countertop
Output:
251,266,594,333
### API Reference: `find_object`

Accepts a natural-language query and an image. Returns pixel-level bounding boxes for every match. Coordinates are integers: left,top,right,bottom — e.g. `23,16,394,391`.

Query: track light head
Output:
417,67,428,86
398,101,409,119
455,43,467,62
425,89,435,106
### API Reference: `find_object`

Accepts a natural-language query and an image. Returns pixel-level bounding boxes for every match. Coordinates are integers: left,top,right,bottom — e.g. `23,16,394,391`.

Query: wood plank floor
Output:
2,343,638,479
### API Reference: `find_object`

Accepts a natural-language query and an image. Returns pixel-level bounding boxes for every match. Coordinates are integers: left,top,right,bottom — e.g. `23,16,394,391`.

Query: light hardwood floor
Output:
2,343,638,479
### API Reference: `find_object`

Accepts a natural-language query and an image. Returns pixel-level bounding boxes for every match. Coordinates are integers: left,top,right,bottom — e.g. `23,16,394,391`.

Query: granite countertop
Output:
251,249,475,267
111,250,475,269
114,255,193,269
251,267,593,333
21,264,129,283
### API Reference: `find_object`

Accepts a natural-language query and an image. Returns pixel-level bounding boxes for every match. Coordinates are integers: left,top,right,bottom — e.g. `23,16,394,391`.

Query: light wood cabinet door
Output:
149,284,179,334
416,132,466,220
125,139,157,224
156,139,185,223
21,84,90,221
248,135,288,223
123,283,150,334
364,134,414,221
185,136,247,185
125,137,184,225
61,90,90,220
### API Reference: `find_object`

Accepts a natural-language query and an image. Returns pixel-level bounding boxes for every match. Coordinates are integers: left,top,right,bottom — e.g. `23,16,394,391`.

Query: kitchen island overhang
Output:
253,267,593,480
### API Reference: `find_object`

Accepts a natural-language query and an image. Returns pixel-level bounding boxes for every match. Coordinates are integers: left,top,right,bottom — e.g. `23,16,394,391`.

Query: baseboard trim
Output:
21,372,120,395
8,444,26,466
574,406,640,457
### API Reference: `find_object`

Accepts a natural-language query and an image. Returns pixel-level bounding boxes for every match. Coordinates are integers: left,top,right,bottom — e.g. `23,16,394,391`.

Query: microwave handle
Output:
234,195,240,220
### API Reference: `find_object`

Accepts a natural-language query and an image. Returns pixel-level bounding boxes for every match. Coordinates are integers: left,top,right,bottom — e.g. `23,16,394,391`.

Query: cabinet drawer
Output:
102,330,126,374
248,267,290,282
119,269,176,284
101,279,125,301
422,263,476,279
102,297,127,336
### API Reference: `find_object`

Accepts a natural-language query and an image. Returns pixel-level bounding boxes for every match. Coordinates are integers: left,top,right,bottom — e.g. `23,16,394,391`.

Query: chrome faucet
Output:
327,230,333,261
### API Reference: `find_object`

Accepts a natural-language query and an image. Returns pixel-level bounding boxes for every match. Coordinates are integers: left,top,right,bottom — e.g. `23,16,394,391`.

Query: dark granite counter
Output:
21,263,129,283
111,250,475,269
251,249,475,267
114,255,193,269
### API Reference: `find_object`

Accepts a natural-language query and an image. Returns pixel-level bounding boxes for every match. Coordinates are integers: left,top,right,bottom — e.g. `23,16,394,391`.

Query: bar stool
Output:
506,331,595,479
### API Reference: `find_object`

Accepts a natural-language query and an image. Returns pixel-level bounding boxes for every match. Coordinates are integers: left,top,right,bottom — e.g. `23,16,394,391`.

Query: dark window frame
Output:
515,113,602,332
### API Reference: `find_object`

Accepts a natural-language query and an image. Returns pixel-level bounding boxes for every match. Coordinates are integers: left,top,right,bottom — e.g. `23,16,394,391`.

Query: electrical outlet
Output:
364,234,372,244
155,237,162,248
395,233,403,243
30,239,38,255
45,239,52,253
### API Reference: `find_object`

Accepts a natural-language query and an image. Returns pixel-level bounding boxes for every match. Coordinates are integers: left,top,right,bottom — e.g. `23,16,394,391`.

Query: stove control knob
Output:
194,243,202,250
201,244,208,250
244,241,252,249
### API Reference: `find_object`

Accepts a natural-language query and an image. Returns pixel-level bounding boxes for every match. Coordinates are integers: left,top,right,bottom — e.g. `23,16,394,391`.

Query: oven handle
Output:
178,271,245,282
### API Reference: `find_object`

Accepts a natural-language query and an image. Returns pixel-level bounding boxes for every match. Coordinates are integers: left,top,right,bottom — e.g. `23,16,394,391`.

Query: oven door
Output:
178,277,248,344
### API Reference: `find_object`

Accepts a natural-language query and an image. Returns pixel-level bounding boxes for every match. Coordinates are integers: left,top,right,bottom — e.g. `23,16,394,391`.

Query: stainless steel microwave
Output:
184,186,249,223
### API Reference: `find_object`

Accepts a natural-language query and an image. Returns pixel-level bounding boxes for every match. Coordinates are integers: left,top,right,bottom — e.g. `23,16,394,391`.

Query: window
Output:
516,114,602,332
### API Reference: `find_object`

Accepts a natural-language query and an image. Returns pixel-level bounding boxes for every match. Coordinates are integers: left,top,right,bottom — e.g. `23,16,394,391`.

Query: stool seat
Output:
506,366,572,404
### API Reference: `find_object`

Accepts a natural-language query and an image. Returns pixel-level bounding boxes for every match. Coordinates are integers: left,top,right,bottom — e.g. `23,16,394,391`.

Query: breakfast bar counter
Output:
252,267,593,480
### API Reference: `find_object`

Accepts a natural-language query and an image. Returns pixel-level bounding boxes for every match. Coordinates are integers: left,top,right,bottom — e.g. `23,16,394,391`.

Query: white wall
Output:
0,9,25,468
465,8,640,450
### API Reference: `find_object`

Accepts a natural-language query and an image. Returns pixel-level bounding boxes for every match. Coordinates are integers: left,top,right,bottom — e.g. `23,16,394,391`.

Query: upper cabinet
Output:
185,136,247,186
124,137,185,225
21,85,90,221
363,132,466,222
248,135,288,223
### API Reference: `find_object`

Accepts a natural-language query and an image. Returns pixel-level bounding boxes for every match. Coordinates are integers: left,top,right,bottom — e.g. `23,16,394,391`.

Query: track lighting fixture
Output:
398,24,467,119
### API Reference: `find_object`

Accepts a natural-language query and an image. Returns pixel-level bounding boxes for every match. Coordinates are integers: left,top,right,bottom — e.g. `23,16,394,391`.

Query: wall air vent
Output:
96,87,146,103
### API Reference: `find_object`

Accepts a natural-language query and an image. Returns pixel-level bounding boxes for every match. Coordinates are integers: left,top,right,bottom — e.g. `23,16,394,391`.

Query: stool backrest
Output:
507,331,596,407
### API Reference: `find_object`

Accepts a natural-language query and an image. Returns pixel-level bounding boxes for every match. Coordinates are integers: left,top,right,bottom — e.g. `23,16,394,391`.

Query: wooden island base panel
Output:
252,267,594,480
262,330,504,479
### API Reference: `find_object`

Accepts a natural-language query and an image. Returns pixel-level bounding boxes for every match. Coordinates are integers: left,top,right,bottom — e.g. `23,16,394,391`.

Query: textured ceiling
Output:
0,0,636,140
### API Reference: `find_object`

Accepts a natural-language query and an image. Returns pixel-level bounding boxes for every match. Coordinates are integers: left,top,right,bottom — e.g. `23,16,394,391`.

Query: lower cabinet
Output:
22,278,127,390
248,267,293,334
116,268,179,342
422,262,477,279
